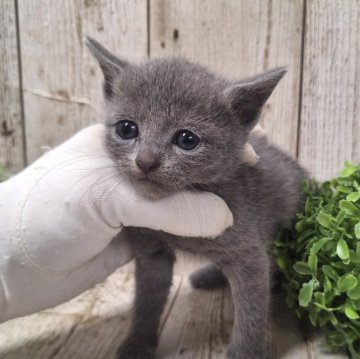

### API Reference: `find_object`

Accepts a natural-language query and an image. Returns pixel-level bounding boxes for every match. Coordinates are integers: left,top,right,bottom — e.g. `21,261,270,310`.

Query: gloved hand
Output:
0,124,233,323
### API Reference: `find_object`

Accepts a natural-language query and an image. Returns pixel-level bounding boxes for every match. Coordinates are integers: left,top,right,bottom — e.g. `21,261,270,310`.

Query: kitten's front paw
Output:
117,338,156,359
117,349,154,359
117,347,155,359
227,347,265,359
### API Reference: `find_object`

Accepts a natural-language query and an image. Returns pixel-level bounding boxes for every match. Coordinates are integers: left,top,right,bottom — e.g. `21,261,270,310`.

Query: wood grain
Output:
298,0,360,181
0,1,358,358
0,260,347,358
18,0,148,163
0,267,135,359
0,0,25,172
157,282,228,358
150,0,304,157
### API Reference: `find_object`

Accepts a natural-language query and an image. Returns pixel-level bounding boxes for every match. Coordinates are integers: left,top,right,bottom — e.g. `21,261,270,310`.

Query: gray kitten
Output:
86,37,306,359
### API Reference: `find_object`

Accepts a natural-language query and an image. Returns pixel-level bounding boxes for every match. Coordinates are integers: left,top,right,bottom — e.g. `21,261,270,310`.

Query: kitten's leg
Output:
117,248,175,359
189,264,227,289
218,245,269,359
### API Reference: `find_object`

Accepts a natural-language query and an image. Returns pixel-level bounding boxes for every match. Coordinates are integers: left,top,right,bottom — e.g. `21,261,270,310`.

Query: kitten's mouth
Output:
128,173,176,199
137,176,161,185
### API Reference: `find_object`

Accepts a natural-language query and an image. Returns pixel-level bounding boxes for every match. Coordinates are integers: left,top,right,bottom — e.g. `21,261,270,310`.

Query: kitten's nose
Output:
135,152,160,174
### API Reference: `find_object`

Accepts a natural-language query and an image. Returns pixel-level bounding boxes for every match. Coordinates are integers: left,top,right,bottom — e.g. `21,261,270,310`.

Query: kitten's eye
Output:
174,130,200,150
116,120,138,139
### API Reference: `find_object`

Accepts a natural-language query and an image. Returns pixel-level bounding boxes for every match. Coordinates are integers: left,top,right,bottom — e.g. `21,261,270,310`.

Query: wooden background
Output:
0,2,358,358
0,0,359,181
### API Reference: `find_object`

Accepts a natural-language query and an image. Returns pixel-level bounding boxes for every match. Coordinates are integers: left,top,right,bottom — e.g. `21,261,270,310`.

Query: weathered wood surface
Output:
18,0,148,163
1,0,359,179
0,1,359,358
0,257,348,359
298,0,360,181
150,0,304,157
0,0,25,172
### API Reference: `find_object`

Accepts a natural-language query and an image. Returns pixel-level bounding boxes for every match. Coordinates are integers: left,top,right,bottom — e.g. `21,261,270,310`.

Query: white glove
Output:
0,124,233,323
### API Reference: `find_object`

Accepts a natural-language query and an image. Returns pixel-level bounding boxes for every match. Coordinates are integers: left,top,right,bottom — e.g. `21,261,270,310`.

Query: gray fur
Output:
87,37,306,359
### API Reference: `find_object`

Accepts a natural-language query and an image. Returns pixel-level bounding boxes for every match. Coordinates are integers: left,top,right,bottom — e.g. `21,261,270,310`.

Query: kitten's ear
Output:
85,37,130,99
224,67,286,130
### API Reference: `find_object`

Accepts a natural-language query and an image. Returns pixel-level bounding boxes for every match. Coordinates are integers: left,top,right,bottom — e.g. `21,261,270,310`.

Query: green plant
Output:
0,163,9,182
274,162,360,358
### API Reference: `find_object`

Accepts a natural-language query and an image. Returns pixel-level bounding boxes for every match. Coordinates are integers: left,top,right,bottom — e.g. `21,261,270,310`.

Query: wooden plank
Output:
18,0,148,163
150,0,304,157
157,262,228,359
158,262,309,359
50,267,136,359
0,258,348,358
302,328,348,359
0,266,135,359
0,312,83,359
298,0,360,181
0,264,183,359
0,0,25,172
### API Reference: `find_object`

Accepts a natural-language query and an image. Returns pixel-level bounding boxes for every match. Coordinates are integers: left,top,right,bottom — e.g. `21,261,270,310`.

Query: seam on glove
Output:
15,157,86,275
84,180,123,232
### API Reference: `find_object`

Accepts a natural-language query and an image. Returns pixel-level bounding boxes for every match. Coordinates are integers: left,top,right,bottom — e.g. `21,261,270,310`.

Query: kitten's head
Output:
86,37,285,198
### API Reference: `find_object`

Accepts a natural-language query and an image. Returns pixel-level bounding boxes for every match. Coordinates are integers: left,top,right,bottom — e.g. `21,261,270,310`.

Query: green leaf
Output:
336,238,349,260
285,292,295,308
317,211,336,230
337,185,352,194
337,178,353,186
293,262,312,275
289,279,300,290
335,210,346,225
324,277,332,292
322,265,339,281
349,251,360,263
340,163,359,178
276,256,287,270
344,299,359,319
347,192,360,202
310,237,332,254
308,253,318,274
339,200,360,217
299,282,313,307
328,331,348,346
296,229,316,244
337,274,357,292
309,306,318,326
348,285,360,300
351,298,360,311
314,292,325,306
318,315,328,327
355,222,360,239
323,239,336,252
295,220,311,232
304,197,312,216
328,312,338,325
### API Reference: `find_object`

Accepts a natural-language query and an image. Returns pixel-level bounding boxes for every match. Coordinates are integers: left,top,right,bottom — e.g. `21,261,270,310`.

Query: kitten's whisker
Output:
67,164,121,172
94,174,123,220
65,165,120,191
63,146,112,159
